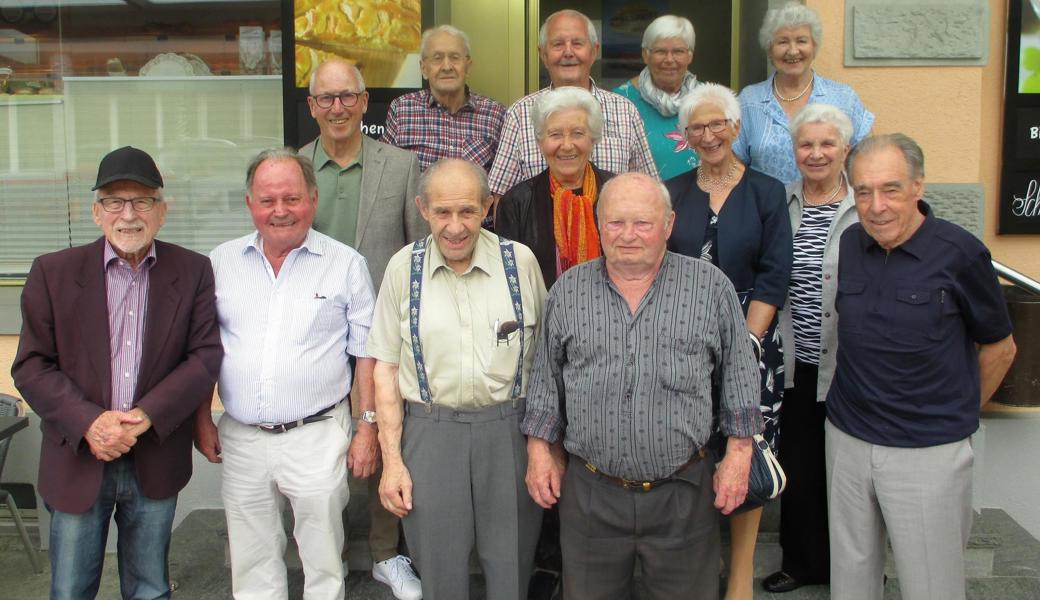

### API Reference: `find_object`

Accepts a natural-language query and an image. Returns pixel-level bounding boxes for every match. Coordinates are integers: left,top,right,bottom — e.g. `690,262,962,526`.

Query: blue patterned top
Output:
733,74,874,185
613,81,700,180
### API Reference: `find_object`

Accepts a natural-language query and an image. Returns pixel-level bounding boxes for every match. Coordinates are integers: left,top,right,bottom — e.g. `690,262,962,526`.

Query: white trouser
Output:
219,402,352,600
826,419,973,600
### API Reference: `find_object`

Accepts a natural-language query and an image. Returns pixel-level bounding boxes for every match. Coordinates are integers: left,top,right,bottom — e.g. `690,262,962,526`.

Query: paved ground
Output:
2,491,1038,599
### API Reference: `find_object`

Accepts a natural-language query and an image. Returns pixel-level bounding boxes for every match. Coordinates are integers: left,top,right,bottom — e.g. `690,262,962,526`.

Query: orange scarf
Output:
550,164,600,273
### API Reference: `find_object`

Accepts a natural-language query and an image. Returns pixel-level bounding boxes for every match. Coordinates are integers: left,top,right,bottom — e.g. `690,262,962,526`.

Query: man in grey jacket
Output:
299,58,428,600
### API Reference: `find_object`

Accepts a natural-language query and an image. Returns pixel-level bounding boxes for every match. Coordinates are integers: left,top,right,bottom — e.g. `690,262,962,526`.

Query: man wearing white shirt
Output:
194,148,376,599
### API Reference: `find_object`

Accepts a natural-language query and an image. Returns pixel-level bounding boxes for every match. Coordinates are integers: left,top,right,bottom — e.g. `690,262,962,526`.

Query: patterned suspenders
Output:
408,236,525,411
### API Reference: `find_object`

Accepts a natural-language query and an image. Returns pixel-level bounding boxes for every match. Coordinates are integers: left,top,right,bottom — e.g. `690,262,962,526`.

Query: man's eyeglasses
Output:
311,91,362,109
422,53,468,65
685,119,731,138
97,197,160,213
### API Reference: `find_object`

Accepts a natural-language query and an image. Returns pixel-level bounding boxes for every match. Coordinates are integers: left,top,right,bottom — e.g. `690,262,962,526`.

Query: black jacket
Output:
495,165,615,287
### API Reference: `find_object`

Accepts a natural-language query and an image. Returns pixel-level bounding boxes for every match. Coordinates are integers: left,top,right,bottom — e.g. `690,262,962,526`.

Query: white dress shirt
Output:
211,228,375,424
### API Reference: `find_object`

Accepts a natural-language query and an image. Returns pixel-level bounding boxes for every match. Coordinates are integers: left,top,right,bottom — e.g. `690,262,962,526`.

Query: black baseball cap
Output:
92,146,164,191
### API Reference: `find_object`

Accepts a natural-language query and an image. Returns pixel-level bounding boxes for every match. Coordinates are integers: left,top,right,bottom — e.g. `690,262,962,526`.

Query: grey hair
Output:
758,1,823,52
245,147,318,193
641,15,695,51
420,25,471,57
597,172,672,220
539,9,599,48
418,158,491,206
789,103,854,147
847,133,926,183
531,86,604,144
677,82,741,132
308,60,367,95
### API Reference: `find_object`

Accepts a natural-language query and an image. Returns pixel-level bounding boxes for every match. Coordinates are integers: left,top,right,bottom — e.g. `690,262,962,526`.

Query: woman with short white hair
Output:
613,15,702,179
767,103,859,595
666,82,792,600
496,86,613,288
734,1,873,185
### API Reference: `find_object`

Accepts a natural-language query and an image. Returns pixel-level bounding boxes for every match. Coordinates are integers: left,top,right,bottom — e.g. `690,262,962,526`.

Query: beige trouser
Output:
826,419,973,600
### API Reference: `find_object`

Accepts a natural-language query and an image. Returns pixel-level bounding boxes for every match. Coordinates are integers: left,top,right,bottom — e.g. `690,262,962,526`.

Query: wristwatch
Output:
360,410,377,424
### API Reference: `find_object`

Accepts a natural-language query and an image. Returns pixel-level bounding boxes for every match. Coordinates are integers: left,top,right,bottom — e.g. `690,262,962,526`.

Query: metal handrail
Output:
994,261,1040,296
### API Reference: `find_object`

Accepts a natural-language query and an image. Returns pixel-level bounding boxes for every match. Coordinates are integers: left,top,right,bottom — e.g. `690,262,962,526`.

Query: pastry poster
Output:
294,0,422,88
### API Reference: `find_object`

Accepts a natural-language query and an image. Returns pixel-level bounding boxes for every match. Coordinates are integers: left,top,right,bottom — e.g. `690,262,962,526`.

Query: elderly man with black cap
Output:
12,146,223,599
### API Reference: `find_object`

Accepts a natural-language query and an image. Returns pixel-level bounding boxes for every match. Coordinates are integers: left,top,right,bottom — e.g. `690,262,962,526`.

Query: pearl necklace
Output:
802,173,845,206
697,159,739,193
773,71,814,102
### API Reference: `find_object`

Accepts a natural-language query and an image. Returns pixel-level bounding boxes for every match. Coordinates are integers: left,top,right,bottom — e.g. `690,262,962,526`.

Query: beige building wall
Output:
809,0,1039,279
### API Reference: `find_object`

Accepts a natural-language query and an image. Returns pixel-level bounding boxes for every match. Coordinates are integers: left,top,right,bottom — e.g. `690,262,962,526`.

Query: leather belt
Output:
256,403,337,434
583,448,707,492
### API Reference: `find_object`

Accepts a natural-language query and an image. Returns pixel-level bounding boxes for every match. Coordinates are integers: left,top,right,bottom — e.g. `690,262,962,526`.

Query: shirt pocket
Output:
888,285,954,342
657,336,701,394
834,278,867,333
462,136,495,166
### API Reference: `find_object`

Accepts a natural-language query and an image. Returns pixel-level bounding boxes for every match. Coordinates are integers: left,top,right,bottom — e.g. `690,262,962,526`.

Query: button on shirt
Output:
380,88,506,172
312,141,363,248
521,253,763,481
827,202,1013,448
367,229,547,411
105,241,156,412
211,229,375,425
487,80,658,195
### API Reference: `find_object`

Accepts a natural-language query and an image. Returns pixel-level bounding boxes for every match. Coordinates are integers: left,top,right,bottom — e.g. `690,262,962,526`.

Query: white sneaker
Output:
372,555,423,600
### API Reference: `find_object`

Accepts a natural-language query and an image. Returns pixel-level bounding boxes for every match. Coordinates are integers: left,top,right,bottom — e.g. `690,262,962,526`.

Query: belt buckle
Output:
257,423,287,434
621,478,652,492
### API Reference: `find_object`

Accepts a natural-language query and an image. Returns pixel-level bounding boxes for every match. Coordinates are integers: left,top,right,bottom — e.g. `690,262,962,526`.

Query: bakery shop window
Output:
0,1,282,277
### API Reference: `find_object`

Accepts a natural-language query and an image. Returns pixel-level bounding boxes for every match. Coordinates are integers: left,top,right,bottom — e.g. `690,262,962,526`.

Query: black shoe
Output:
762,571,805,593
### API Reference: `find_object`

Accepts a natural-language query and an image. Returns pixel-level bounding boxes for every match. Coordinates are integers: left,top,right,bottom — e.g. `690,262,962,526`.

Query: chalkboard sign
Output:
1000,0,1040,233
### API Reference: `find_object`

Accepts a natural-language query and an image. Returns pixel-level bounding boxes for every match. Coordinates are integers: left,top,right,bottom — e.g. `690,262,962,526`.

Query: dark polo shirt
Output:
826,201,1012,447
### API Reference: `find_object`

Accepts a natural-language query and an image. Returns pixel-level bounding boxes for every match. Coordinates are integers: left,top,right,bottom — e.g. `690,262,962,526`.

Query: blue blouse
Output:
733,74,874,185
613,81,700,181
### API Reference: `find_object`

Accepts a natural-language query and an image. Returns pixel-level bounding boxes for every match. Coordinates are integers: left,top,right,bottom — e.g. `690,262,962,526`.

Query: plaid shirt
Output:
380,88,506,172
488,80,658,195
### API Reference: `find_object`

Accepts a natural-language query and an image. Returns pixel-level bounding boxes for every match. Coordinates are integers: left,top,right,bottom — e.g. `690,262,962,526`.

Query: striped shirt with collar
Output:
380,87,506,172
210,228,375,425
487,80,658,196
521,252,762,481
105,241,156,413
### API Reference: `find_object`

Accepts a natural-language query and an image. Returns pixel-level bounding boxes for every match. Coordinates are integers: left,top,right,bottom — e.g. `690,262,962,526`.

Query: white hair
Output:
759,1,823,52
531,86,604,144
789,103,854,147
420,25,471,57
539,9,599,47
677,83,741,132
308,60,366,95
641,15,695,51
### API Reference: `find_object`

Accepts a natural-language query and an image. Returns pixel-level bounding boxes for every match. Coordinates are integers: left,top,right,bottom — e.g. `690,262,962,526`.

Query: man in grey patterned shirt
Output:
521,172,763,599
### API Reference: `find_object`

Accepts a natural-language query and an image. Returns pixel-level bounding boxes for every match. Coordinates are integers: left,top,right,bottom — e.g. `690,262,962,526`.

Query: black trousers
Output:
778,361,830,583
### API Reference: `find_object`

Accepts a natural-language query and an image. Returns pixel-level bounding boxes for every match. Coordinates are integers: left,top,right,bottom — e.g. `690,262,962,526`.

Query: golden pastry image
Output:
295,0,420,87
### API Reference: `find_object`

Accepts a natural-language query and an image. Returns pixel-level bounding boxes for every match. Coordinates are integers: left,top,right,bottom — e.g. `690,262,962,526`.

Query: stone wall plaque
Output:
844,1,989,67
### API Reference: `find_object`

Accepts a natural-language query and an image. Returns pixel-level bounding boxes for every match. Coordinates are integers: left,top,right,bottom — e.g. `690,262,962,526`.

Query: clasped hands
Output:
84,408,152,462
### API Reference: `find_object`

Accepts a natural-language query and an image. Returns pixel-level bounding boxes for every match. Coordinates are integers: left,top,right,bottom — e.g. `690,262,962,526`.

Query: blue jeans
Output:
48,456,177,600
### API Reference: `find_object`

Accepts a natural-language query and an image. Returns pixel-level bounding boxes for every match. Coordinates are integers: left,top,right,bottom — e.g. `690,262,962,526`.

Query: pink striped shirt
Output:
104,241,156,412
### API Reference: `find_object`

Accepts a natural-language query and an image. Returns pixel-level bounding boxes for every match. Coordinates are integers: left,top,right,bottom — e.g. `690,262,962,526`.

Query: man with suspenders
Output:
367,158,548,600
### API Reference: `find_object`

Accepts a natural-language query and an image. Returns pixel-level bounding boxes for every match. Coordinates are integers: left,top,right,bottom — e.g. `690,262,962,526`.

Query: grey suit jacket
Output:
300,135,428,288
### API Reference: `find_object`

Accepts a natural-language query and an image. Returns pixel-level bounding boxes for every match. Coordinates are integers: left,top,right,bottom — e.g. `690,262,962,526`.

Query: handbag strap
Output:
408,236,525,410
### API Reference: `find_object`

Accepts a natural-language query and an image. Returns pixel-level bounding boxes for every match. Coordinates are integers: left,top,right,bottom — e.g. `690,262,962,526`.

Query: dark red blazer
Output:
11,237,223,513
